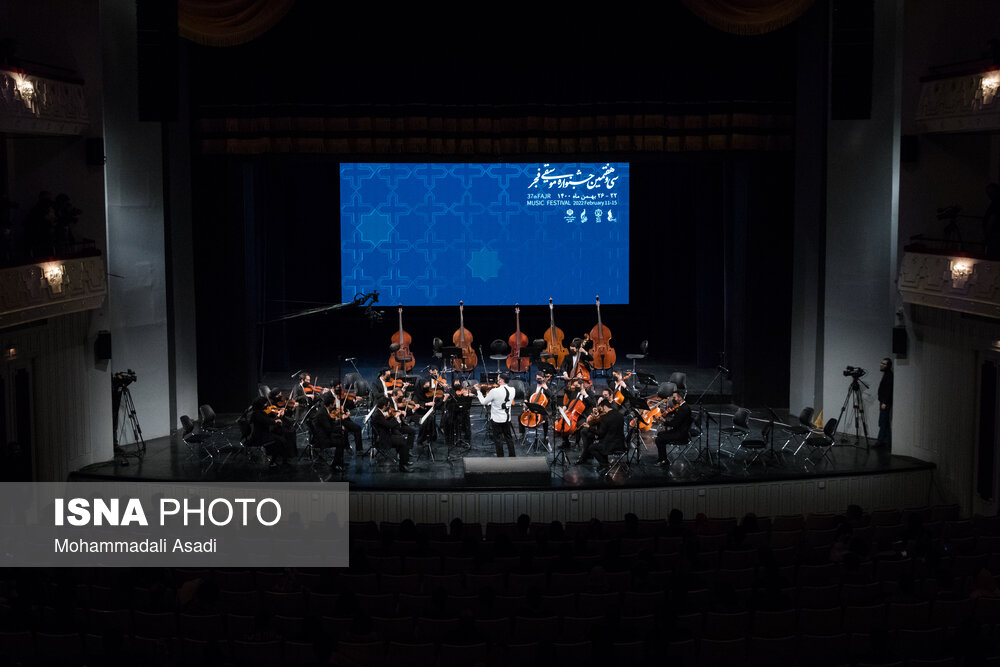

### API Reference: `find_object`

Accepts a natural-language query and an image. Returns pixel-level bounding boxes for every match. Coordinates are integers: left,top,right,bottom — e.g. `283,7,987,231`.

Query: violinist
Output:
448,381,474,446
576,401,625,470
370,396,413,472
310,393,347,472
519,373,554,442
378,368,394,397
654,389,692,467
331,383,363,455
475,373,517,457
389,387,418,445
289,372,313,421
249,396,296,468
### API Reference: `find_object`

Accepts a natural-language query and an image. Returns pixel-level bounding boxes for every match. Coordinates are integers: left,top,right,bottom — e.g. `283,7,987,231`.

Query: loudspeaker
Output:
94,330,112,362
901,135,919,163
86,137,106,166
464,457,550,487
892,326,907,357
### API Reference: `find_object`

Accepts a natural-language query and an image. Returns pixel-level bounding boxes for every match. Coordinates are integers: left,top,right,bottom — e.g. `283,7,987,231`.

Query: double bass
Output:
388,304,415,372
506,304,531,372
543,297,568,369
590,295,617,370
452,300,478,372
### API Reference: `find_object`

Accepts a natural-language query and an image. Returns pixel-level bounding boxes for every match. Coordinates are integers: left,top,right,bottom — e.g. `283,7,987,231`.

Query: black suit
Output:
370,409,411,467
310,409,346,467
579,408,625,467
655,401,692,462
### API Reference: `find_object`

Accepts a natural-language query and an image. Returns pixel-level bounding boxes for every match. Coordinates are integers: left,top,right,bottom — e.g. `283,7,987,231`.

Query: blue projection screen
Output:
340,163,629,306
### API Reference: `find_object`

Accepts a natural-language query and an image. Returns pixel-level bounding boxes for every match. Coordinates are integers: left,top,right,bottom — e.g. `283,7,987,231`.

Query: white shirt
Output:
477,384,515,423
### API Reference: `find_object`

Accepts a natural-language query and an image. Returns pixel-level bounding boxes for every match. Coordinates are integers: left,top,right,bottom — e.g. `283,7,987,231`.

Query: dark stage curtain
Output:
681,0,815,35
179,0,295,47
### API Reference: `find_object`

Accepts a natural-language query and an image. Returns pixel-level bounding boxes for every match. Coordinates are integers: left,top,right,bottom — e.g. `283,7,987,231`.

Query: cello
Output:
388,304,415,372
506,304,531,372
543,297,568,369
555,380,588,435
590,295,617,370
452,300,478,372
519,374,551,428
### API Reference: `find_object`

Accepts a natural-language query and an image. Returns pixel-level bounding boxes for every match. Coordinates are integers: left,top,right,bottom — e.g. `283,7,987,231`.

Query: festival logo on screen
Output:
340,162,629,305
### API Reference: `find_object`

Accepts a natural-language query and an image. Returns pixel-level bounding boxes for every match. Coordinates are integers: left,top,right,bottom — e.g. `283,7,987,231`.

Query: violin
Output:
519,378,550,428
452,300,478,372
586,403,611,428
543,298,569,369
506,304,531,372
388,304,415,372
590,295,616,370
424,369,448,400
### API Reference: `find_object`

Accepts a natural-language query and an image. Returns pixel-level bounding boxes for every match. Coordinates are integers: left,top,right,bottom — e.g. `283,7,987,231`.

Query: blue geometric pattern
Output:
340,162,629,305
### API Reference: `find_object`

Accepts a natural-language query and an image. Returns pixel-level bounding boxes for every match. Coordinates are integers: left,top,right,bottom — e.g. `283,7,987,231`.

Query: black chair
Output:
739,423,770,470
626,340,648,388
720,407,751,456
180,415,215,471
802,418,839,465
782,406,816,453
668,372,687,397
489,339,508,372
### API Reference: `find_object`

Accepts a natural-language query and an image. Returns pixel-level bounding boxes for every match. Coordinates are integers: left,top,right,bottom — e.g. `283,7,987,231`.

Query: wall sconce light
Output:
4,346,15,361
41,262,66,293
981,71,1000,105
12,73,35,108
950,258,974,288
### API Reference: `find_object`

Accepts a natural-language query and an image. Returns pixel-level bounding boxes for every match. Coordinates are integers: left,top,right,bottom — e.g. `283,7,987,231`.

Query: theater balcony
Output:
899,239,1000,320
0,253,107,329
0,65,89,136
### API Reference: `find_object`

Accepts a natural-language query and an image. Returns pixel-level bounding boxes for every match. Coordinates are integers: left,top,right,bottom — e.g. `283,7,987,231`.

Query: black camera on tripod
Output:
112,369,137,389
842,366,867,379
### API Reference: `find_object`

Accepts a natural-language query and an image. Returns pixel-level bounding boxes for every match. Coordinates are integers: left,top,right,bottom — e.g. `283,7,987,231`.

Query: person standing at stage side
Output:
876,357,893,449
370,396,413,472
475,373,517,457
654,389,692,466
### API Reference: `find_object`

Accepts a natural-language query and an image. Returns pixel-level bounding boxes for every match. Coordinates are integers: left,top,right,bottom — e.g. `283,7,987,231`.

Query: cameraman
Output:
876,358,893,449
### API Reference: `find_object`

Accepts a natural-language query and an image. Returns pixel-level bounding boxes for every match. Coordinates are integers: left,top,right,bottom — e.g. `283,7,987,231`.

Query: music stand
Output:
624,397,650,466
537,361,558,378
521,401,551,454
636,372,657,397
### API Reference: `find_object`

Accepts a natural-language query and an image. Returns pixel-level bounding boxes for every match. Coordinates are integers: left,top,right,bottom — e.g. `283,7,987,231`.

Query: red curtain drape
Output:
681,0,814,35
178,0,295,47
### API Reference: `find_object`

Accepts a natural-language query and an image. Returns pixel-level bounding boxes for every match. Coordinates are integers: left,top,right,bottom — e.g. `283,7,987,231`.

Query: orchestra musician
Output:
310,393,347,472
519,373,554,442
475,373,517,457
332,382,363,454
576,401,625,470
654,388,692,466
449,381,473,446
249,396,297,468
556,378,595,451
378,368,394,396
389,387,419,446
370,395,414,472
561,337,593,380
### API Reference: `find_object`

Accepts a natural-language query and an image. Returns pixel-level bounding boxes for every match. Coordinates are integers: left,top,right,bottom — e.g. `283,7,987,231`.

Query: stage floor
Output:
74,403,933,491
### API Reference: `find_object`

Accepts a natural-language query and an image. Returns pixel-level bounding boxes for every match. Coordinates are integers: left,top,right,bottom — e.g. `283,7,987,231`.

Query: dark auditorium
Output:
1,0,1000,665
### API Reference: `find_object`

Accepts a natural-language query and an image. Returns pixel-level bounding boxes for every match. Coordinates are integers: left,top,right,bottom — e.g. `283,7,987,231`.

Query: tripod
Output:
112,379,145,465
837,375,871,446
